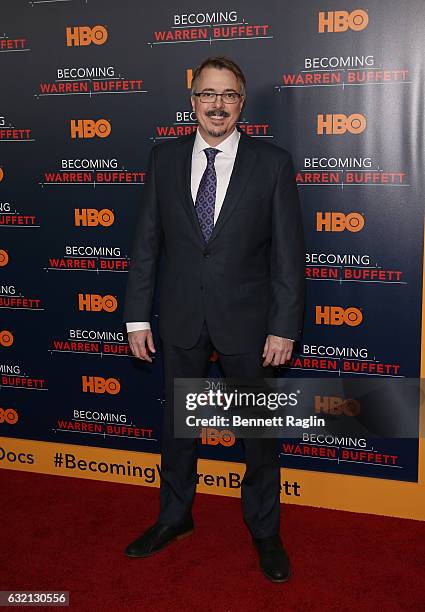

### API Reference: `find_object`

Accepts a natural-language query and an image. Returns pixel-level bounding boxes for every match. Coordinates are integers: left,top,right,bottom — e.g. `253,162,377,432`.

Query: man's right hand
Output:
128,329,156,363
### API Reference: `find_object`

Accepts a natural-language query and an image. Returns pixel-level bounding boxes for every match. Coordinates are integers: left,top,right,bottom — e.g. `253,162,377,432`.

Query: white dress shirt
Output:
190,127,240,224
126,127,240,333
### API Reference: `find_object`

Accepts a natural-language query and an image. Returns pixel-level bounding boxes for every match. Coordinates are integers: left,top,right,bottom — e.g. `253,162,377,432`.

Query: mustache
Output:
206,110,230,118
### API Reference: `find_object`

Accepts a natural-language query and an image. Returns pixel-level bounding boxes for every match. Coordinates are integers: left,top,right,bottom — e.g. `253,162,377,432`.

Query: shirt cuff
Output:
126,322,151,332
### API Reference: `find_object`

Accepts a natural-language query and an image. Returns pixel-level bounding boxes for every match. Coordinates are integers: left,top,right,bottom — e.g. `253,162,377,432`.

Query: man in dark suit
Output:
123,56,305,582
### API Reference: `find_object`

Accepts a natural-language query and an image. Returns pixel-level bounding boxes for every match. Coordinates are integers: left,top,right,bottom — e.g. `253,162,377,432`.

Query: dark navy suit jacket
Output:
123,129,305,354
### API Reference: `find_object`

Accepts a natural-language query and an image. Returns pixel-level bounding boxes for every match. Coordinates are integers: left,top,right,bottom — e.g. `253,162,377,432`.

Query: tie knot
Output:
204,148,220,164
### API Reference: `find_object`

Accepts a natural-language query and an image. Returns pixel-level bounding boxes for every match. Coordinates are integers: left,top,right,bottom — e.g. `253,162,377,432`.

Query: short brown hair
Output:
191,56,246,96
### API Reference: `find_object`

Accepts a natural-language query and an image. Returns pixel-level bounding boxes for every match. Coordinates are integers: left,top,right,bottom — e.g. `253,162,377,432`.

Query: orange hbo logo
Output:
0,408,19,424
314,396,361,416
81,376,120,394
74,208,115,227
186,68,193,89
317,113,366,135
78,293,118,312
318,10,369,33
201,427,236,447
0,250,9,266
316,212,365,232
315,306,363,326
70,119,111,139
66,25,108,47
0,330,14,347
0,167,4,182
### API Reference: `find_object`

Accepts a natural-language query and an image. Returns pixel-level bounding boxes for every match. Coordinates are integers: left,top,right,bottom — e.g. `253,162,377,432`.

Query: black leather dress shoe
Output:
253,535,291,582
124,518,194,558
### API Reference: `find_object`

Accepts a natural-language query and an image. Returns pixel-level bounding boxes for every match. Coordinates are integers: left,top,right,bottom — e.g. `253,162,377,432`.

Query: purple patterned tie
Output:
195,147,220,242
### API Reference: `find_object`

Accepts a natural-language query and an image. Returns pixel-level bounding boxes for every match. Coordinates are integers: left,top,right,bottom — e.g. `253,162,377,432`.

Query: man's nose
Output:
213,94,225,108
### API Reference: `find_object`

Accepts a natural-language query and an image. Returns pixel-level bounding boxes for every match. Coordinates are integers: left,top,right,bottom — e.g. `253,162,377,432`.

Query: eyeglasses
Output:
193,92,243,104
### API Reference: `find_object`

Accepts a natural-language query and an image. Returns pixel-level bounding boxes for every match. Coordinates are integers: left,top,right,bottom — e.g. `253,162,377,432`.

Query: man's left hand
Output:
262,335,294,367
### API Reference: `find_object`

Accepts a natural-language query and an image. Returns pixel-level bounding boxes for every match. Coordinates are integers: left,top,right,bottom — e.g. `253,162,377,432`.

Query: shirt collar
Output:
193,127,240,158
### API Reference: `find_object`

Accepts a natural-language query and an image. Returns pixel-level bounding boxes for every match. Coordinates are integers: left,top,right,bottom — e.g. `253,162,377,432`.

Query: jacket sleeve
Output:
267,153,305,340
122,146,162,323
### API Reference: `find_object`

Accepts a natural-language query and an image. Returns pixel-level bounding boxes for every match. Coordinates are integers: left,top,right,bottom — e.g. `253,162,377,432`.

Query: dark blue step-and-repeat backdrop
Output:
1,0,424,518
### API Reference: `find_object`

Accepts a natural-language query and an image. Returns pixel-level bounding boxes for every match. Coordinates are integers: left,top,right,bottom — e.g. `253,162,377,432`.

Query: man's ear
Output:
190,96,195,113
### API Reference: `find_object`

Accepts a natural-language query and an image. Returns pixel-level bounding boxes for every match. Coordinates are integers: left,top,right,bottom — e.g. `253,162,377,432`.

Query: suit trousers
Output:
158,321,281,539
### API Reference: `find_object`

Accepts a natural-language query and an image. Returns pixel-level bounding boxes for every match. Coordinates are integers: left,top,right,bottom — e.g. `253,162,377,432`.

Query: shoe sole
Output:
124,529,194,558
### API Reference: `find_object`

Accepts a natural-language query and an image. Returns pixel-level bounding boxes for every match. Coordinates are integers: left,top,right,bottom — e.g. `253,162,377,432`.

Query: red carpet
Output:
1,469,424,611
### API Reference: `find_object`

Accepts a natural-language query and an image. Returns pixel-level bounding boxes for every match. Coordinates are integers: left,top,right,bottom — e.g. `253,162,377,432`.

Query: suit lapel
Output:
208,131,257,245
